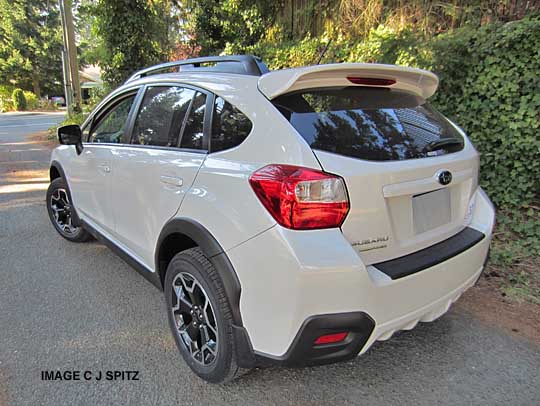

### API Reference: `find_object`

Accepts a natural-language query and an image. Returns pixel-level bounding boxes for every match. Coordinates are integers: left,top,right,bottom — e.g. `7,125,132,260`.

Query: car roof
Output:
115,71,260,98
85,71,265,132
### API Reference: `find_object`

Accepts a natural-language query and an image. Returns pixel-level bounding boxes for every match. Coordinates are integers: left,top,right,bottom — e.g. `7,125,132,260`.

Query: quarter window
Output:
89,95,136,143
211,97,252,152
180,92,206,150
132,86,195,147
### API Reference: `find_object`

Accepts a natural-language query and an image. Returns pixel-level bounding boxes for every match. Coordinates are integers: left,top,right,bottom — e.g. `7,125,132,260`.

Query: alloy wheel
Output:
50,188,79,235
171,272,219,365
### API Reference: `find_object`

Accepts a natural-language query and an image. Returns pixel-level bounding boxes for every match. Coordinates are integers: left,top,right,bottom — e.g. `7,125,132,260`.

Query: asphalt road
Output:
1,112,539,406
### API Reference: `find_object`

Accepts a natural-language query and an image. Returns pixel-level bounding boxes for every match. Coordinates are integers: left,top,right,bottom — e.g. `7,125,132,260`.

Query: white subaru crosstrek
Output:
47,55,495,383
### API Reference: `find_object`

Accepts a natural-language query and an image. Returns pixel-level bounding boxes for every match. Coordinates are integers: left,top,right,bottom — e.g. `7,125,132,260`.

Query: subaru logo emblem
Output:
438,170,452,186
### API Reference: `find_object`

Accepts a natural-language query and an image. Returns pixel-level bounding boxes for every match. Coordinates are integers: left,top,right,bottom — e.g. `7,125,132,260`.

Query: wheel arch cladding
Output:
50,161,66,181
155,218,244,327
50,165,61,181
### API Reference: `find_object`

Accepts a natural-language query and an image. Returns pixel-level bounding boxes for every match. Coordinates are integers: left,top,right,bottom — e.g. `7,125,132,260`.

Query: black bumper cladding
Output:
373,227,485,280
246,312,375,368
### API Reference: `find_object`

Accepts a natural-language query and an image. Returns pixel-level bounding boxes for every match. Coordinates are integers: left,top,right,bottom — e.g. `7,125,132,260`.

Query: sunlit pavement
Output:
0,112,64,207
0,113,539,405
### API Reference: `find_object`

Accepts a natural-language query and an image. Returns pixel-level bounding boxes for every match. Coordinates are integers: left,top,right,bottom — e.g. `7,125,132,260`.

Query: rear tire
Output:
164,247,248,383
46,177,91,243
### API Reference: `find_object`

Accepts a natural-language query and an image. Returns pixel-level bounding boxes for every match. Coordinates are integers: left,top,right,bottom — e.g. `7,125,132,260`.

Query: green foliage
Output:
12,88,26,110
238,35,324,68
85,86,109,111
93,0,166,87
23,91,39,110
236,26,427,69
491,207,540,265
0,84,14,111
424,17,540,210
346,26,427,66
183,0,277,55
60,112,87,126
490,209,540,305
0,0,63,97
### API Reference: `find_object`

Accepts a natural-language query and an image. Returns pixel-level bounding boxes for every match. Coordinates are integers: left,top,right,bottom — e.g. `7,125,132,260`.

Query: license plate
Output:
413,188,451,234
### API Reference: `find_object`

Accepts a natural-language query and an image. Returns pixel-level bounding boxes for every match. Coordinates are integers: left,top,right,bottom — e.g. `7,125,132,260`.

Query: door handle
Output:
160,175,183,187
98,164,111,173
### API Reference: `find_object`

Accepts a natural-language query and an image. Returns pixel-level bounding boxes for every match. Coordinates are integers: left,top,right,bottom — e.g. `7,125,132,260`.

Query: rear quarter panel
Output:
177,88,322,252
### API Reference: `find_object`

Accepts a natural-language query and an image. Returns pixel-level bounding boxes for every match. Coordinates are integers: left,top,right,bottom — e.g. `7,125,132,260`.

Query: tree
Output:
182,0,277,55
93,0,168,87
0,0,64,97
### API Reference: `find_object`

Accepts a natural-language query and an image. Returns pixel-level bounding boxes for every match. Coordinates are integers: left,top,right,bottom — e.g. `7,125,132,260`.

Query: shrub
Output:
23,91,39,110
0,97,11,112
12,88,27,111
0,85,14,111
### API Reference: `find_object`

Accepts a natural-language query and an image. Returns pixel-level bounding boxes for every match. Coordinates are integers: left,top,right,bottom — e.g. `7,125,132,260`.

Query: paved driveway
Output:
1,112,539,405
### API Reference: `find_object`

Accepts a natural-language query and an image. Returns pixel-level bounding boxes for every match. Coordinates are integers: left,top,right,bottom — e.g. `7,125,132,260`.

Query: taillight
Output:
249,164,349,230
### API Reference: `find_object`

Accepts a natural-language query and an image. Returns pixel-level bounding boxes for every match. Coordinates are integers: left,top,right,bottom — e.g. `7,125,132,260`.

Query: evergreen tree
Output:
0,0,63,97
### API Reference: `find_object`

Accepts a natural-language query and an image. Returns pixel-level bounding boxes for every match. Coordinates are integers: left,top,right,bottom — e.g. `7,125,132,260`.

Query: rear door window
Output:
131,86,195,147
272,87,464,161
180,91,207,150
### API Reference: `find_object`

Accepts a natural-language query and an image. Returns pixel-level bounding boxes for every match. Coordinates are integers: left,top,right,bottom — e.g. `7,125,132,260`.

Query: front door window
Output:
89,95,136,143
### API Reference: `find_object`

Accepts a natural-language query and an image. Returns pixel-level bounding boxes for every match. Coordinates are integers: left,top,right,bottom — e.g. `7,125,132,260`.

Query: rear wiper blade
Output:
423,138,463,152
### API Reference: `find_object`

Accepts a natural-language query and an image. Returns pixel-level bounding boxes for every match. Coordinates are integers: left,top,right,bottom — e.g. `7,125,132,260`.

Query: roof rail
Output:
125,55,269,83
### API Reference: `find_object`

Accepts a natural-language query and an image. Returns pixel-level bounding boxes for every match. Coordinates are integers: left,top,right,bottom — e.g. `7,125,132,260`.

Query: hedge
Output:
425,17,540,209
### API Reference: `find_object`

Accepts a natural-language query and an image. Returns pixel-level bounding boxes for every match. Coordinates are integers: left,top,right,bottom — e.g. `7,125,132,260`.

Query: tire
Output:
164,247,248,383
46,177,91,243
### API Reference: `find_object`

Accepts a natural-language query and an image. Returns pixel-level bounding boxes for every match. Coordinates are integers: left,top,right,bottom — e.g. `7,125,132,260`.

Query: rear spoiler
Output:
258,63,439,100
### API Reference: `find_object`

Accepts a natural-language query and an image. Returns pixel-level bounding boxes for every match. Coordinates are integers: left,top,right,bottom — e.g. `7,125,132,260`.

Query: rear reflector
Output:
249,164,349,230
346,76,396,86
314,332,348,345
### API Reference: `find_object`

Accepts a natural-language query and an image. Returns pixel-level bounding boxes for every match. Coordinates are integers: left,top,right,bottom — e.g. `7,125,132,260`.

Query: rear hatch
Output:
261,64,479,264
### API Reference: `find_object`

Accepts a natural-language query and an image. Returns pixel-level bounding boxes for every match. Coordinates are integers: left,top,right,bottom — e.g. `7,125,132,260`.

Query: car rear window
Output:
272,87,464,161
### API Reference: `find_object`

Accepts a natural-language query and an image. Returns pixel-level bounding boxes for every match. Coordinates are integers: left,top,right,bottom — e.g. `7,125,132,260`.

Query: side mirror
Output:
58,125,83,155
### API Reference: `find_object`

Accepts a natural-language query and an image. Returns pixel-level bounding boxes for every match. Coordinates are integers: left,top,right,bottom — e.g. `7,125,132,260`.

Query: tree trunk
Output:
32,70,41,98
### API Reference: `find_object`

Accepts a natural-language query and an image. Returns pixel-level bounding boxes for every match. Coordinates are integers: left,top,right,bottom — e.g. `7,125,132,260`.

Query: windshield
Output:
272,87,464,161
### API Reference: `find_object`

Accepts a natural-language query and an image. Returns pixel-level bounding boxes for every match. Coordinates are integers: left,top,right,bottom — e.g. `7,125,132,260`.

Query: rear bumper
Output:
360,263,482,353
227,187,495,364
250,312,376,367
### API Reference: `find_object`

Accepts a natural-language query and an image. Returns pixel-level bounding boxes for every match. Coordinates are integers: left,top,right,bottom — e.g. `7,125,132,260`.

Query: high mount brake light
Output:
249,164,350,230
346,76,396,86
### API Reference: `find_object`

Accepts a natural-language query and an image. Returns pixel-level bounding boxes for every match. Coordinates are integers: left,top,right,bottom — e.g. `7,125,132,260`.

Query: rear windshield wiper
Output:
423,138,463,153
